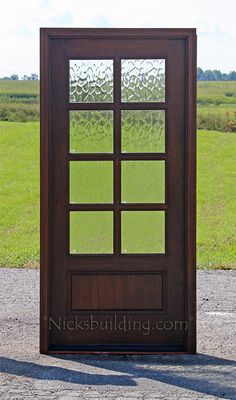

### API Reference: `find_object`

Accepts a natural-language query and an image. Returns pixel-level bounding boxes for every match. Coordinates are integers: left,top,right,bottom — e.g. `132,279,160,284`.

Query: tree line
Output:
0,69,236,81
197,68,236,81
0,73,39,81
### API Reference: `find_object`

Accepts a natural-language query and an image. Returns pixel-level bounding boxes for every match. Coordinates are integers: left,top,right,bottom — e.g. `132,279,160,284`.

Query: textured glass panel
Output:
121,59,165,102
121,110,165,153
121,211,165,254
70,161,113,203
70,211,113,254
70,60,113,103
70,111,113,153
122,161,165,203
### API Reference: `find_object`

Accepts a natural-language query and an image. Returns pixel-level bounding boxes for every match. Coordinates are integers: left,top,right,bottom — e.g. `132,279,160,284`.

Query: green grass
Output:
0,121,235,269
0,102,39,122
198,104,236,115
0,80,39,95
197,130,236,269
197,109,236,132
1,80,236,131
197,81,236,105
0,81,39,121
0,122,39,267
0,80,236,268
1,79,235,101
197,82,236,131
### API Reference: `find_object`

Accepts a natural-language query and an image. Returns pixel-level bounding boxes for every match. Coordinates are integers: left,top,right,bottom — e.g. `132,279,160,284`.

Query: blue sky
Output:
0,0,235,77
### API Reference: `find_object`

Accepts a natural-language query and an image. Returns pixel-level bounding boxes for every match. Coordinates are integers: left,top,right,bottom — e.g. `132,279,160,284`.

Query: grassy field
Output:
0,81,39,122
198,104,236,114
0,79,235,99
0,121,236,268
0,80,236,268
0,122,39,267
1,80,236,130
197,81,236,104
197,130,236,268
0,80,39,95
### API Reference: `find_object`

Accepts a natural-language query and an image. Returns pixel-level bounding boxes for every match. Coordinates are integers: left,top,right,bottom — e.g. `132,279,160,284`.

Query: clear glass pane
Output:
121,59,165,102
70,110,113,153
70,60,113,103
121,211,165,254
70,211,113,254
121,110,165,153
70,161,113,203
122,161,165,203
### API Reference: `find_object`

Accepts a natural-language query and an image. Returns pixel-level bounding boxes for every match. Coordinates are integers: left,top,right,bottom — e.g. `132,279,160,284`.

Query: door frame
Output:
40,28,197,354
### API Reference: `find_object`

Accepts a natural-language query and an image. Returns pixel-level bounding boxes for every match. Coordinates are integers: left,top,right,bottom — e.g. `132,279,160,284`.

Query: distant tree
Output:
2,68,235,81
212,70,222,80
228,71,236,80
197,68,236,81
21,73,39,81
221,73,228,81
203,70,215,80
197,67,204,80
30,73,39,81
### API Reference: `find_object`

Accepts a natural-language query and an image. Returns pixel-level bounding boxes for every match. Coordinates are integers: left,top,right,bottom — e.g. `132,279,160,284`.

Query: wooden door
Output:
40,28,196,354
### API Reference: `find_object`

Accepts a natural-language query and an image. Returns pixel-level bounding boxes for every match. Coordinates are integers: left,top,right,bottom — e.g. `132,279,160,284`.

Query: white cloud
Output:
0,0,235,76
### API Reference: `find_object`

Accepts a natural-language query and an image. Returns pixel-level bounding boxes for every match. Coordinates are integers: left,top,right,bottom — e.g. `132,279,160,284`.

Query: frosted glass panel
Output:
121,211,165,254
70,60,113,103
121,59,165,102
70,111,113,153
70,161,113,203
70,211,113,254
122,161,165,203
121,110,165,153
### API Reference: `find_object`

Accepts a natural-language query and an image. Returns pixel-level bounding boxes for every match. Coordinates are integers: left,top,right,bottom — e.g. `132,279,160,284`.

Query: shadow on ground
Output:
0,354,235,397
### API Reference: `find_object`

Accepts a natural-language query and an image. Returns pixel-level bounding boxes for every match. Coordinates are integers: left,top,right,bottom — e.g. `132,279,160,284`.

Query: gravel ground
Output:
0,269,235,400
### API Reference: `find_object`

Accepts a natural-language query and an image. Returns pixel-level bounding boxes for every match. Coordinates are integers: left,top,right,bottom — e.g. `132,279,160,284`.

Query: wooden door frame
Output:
40,28,197,354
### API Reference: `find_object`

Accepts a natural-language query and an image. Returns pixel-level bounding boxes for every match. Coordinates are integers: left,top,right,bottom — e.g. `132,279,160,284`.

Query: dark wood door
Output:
40,28,196,354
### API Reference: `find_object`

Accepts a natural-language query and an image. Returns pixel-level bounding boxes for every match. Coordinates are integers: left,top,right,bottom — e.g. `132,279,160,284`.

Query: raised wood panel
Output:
71,273,163,310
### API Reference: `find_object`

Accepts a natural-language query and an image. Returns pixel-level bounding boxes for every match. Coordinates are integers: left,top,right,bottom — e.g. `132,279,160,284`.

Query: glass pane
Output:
70,60,113,103
121,110,165,153
70,161,113,203
121,211,165,254
121,59,165,102
70,211,113,254
122,161,165,203
70,110,113,153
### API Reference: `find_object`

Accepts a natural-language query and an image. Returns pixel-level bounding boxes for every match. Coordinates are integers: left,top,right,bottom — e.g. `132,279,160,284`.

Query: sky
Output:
0,0,235,77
